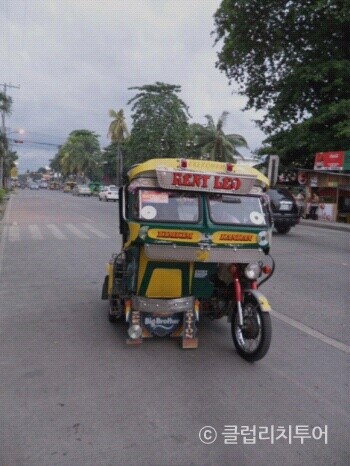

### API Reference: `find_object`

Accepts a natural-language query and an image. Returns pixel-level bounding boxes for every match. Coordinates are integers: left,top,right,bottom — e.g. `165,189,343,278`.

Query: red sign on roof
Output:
314,151,345,170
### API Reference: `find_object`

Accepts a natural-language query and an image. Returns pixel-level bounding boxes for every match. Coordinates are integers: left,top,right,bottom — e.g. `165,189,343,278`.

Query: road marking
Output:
8,225,20,241
46,224,68,240
65,223,90,239
82,223,110,238
28,224,44,240
270,309,350,354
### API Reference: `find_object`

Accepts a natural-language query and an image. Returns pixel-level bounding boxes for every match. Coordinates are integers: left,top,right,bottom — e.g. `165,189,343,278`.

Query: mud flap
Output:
182,303,199,349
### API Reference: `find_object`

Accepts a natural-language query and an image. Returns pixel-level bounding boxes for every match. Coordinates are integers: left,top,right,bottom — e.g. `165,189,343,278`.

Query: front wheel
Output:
231,294,272,362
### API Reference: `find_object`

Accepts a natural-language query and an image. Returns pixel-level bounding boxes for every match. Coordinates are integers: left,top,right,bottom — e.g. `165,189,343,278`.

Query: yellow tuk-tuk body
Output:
102,158,274,359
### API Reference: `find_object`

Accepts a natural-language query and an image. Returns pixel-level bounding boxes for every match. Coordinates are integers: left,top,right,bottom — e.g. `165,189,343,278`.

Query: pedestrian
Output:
308,190,320,220
294,189,305,218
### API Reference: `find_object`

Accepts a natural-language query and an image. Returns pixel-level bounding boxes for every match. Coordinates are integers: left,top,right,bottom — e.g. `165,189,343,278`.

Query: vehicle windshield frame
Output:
208,193,267,226
132,188,201,224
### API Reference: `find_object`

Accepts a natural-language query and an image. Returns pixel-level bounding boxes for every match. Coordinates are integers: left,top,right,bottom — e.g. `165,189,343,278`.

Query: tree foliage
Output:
107,108,129,185
55,130,102,180
127,82,191,165
107,109,129,143
0,92,13,188
191,111,248,161
213,0,350,166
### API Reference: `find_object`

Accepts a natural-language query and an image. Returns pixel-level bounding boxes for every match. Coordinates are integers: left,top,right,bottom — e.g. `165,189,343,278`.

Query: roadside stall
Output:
298,151,350,222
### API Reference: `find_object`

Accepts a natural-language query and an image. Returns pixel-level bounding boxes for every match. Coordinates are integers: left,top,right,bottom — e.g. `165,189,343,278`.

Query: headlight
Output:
244,262,262,280
128,324,142,339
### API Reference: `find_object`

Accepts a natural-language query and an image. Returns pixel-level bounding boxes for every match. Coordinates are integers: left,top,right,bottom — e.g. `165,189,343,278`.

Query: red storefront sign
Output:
314,151,345,170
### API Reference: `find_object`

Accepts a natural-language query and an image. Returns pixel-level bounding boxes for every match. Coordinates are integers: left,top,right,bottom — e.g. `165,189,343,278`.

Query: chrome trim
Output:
144,243,265,263
132,296,195,314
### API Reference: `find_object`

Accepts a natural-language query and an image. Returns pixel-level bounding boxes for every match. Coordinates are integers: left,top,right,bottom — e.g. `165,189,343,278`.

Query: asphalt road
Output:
0,189,349,465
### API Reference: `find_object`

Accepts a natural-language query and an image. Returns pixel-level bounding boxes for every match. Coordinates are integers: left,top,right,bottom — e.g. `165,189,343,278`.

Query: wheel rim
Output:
234,301,262,354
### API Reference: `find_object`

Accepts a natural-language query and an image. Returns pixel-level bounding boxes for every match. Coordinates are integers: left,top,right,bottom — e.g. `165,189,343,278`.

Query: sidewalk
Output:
300,218,350,232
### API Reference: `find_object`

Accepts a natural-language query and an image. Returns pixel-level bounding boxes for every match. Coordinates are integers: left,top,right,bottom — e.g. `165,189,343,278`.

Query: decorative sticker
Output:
250,211,264,225
141,191,168,203
141,205,157,220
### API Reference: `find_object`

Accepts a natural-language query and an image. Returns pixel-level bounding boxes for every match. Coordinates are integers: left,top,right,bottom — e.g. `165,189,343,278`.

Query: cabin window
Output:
208,194,267,226
134,189,200,223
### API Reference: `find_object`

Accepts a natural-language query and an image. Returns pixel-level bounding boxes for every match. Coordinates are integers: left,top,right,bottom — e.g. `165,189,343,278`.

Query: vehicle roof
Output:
127,157,269,188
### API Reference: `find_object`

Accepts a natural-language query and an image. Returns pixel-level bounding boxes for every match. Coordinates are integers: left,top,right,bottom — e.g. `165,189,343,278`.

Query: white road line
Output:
46,224,68,240
270,309,350,354
8,225,20,241
28,224,44,240
82,223,110,238
65,223,90,239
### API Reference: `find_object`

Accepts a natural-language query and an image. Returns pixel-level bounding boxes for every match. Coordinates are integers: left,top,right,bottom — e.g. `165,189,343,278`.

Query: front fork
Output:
231,266,257,327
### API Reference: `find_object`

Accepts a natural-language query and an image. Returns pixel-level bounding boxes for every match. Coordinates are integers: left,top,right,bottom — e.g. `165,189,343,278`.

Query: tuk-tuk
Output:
63,181,76,193
102,158,275,361
49,181,60,190
89,182,103,195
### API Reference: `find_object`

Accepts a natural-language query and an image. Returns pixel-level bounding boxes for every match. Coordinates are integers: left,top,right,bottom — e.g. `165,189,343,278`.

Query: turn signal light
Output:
262,265,272,275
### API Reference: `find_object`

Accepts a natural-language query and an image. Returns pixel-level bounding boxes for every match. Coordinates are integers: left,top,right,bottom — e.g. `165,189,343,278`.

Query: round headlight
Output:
128,325,142,339
244,262,261,280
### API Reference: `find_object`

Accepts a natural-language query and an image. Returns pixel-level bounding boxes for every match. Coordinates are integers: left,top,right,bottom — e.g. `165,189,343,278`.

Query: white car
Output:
99,185,119,202
76,184,92,196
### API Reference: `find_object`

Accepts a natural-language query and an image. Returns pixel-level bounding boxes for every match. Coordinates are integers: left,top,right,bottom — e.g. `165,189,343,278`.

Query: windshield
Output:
135,189,200,223
208,194,267,226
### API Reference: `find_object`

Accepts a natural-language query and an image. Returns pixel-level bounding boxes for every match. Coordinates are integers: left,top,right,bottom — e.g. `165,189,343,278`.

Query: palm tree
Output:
0,92,13,189
107,109,129,185
59,130,101,181
193,111,248,162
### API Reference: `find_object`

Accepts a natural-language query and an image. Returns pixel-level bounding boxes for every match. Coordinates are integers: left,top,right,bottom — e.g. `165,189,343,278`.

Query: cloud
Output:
2,0,265,173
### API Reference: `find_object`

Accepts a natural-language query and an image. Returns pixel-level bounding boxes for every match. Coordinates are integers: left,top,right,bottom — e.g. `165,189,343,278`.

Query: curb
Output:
300,219,350,232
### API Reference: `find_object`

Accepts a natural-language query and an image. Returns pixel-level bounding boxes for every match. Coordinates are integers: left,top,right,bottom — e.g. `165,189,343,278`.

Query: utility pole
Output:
0,82,20,189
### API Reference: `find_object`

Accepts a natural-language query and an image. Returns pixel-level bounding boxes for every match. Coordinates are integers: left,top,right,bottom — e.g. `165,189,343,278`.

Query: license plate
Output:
280,202,292,211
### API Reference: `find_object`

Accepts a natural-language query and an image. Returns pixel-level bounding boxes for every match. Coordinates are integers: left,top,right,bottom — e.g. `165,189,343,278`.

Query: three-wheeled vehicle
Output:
102,158,275,361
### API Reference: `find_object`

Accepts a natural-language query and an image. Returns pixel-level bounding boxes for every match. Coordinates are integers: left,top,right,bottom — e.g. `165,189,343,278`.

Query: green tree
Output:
191,111,248,162
213,0,350,165
107,109,129,185
127,82,191,165
0,92,13,188
59,130,102,181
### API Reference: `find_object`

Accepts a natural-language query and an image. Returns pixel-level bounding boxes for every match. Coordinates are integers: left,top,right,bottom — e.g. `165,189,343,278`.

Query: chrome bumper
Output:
144,243,265,263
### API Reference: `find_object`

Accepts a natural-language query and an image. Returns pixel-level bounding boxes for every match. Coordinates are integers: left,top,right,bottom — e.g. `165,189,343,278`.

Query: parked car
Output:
98,185,119,202
39,181,48,189
29,183,39,190
73,184,92,197
267,187,300,234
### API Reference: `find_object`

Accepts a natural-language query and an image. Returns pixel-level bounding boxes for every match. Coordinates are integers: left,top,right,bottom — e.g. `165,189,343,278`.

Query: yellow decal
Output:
212,231,257,244
195,250,210,261
148,229,201,243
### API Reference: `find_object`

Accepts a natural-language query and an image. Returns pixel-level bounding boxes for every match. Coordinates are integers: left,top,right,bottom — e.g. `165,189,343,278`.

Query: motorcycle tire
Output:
231,293,272,362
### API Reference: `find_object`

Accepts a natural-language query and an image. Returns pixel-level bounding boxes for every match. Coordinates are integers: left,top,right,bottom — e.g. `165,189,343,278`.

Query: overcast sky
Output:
1,0,265,173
